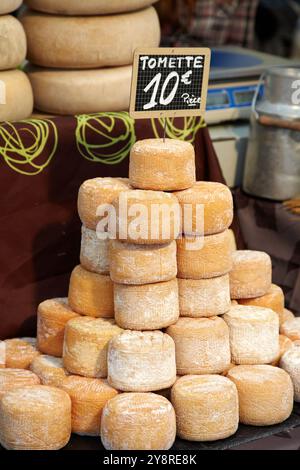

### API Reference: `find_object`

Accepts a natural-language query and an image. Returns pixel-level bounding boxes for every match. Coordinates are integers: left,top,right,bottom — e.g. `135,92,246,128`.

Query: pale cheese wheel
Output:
37,297,79,357
280,342,300,402
177,231,232,279
63,317,122,378
0,70,33,121
129,139,196,191
107,331,176,392
0,341,5,368
26,65,132,115
238,284,284,316
174,182,233,236
223,305,279,365
227,365,294,426
30,355,68,387
21,8,160,69
0,386,71,450
0,0,22,15
60,375,119,436
68,265,114,318
178,274,231,318
166,317,231,375
80,226,109,275
0,369,40,399
0,16,26,71
279,308,295,326
109,240,177,285
271,335,294,367
171,375,239,441
78,177,131,231
114,190,181,245
101,393,176,450
280,317,300,341
4,337,39,369
114,279,179,330
230,250,272,299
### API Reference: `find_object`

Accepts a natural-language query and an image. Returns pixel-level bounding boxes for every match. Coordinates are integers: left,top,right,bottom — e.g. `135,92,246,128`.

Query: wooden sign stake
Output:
163,118,167,143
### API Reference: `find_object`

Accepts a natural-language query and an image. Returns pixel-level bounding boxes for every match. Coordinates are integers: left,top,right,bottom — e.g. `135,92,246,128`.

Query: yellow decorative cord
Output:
0,119,58,175
151,116,206,142
75,112,136,164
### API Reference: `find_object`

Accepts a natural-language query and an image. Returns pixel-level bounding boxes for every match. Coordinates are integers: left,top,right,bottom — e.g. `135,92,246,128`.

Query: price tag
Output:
129,47,211,119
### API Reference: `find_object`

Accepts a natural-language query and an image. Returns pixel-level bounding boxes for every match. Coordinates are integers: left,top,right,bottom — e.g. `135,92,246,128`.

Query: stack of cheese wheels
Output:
22,1,160,115
0,2,33,120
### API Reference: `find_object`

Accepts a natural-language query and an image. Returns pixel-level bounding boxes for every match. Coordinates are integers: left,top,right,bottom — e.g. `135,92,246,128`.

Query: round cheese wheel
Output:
4,337,39,369
175,182,233,236
227,365,294,426
37,298,79,357
230,250,272,299
27,65,132,115
280,317,300,341
228,228,237,252
21,8,160,69
177,231,232,279
166,317,231,375
0,0,22,15
78,177,131,231
0,369,40,399
114,279,179,330
129,139,196,191
0,70,33,121
0,386,71,450
0,16,26,71
63,317,122,378
107,331,176,392
30,355,68,387
109,240,177,285
271,335,294,367
171,375,239,441
114,190,181,245
80,226,109,275
178,274,231,317
25,0,158,15
279,308,295,326
280,342,300,402
238,284,284,316
101,393,176,450
0,341,5,368
223,305,279,365
68,265,114,318
60,375,119,436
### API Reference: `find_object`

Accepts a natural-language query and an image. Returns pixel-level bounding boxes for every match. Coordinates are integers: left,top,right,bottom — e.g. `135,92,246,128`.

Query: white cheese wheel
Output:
166,317,231,375
68,265,114,318
279,308,295,326
107,331,176,392
60,375,119,436
230,250,272,299
174,182,233,236
63,317,122,378
26,65,132,115
178,274,231,318
271,335,294,366
21,8,160,69
238,284,284,316
129,139,196,191
114,279,179,330
101,393,176,450
0,0,22,15
177,231,232,279
0,341,5,368
80,226,109,275
0,70,33,121
171,375,239,441
25,0,158,15
78,177,131,231
30,355,68,387
0,386,71,450
37,298,79,357
0,16,26,71
223,305,279,365
280,342,300,402
280,317,300,341
4,337,39,369
109,240,177,285
227,365,294,426
0,369,40,399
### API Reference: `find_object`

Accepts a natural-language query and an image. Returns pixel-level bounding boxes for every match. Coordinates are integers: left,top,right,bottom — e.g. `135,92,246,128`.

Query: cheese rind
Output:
4,337,39,369
238,284,284,315
0,368,40,399
280,342,300,402
0,341,5,368
0,70,33,121
280,317,300,341
25,0,158,15
30,355,68,387
0,16,26,71
101,393,176,450
171,375,239,441
271,335,294,366
279,308,295,326
0,0,22,15
80,226,109,275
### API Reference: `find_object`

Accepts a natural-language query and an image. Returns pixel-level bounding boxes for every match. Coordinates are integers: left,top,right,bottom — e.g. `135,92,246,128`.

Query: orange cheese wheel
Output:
279,308,295,326
25,0,158,15
4,338,39,369
30,355,68,387
238,284,284,315
0,369,40,399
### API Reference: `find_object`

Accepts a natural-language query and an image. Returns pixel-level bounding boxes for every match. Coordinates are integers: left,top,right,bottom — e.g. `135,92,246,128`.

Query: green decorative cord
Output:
0,119,58,175
151,116,206,142
75,112,136,164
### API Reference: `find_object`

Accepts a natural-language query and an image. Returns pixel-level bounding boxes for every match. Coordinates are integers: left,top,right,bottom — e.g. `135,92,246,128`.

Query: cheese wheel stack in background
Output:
0,1,33,120
21,0,160,115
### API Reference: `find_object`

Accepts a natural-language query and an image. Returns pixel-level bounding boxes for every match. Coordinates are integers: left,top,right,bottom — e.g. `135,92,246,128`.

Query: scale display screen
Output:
207,84,260,111
207,91,230,108
234,90,255,105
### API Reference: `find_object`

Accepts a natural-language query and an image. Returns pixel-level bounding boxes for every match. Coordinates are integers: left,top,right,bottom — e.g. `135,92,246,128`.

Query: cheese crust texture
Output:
0,16,26,71
25,0,158,15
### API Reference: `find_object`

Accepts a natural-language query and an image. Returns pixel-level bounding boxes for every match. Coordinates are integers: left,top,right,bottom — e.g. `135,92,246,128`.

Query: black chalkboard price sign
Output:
129,48,211,119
